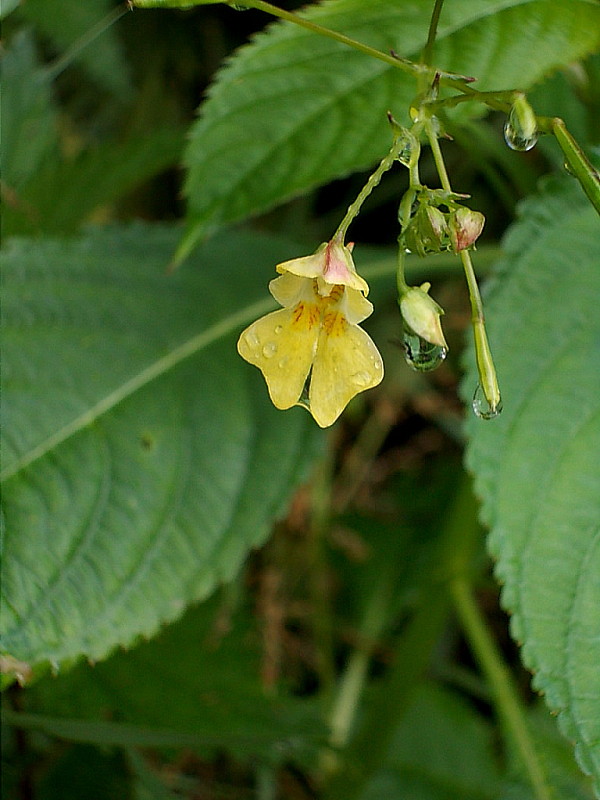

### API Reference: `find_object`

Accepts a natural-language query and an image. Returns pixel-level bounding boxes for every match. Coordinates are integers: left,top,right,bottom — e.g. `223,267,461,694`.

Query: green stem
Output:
323,476,481,799
396,243,409,294
46,4,131,81
421,0,446,69
552,117,600,217
425,119,452,192
450,579,554,800
133,0,422,77
328,577,392,753
333,135,409,242
131,0,483,97
425,119,500,412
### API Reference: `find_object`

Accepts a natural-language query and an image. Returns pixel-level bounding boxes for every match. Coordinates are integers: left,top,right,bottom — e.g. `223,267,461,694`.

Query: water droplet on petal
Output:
246,330,260,348
504,117,538,152
402,325,447,372
274,325,283,335
472,384,503,420
278,356,289,369
351,370,372,388
262,342,277,358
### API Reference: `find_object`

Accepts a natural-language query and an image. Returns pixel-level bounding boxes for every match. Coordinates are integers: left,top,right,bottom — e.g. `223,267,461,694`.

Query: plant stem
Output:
421,0,446,69
327,576,392,753
450,578,555,800
333,135,408,242
552,117,600,217
46,4,131,81
425,119,452,193
425,119,500,411
131,0,485,97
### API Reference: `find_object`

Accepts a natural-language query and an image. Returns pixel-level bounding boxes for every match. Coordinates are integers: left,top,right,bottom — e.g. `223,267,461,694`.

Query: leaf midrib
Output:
0,297,274,483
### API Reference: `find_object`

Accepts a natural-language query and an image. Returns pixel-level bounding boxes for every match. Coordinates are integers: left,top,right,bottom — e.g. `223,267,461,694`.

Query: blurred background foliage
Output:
1,0,599,798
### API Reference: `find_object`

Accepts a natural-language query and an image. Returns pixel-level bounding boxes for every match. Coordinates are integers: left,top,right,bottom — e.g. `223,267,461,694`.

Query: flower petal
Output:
269,272,314,309
323,241,369,295
276,245,328,279
277,242,369,296
237,306,319,410
308,318,384,427
337,286,374,325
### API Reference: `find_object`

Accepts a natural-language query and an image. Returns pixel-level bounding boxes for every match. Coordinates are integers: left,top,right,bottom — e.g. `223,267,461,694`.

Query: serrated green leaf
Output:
462,180,600,790
182,0,600,251
10,596,326,765
0,225,324,672
0,29,59,189
17,0,131,95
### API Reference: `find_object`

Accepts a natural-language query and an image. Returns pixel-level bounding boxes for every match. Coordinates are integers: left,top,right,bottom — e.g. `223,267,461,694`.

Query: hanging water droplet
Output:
504,115,538,152
402,325,447,372
262,342,277,358
230,3,251,9
472,383,503,420
563,160,575,176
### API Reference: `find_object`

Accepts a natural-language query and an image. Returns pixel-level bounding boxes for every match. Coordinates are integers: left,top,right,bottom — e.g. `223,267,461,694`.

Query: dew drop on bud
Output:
402,325,447,372
504,117,538,152
472,383,503,420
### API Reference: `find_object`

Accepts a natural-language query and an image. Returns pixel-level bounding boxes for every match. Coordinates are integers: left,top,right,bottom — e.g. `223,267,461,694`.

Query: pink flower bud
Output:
451,208,485,251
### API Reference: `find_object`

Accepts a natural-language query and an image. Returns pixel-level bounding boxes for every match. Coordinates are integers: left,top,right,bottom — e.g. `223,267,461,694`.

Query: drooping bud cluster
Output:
399,186,485,257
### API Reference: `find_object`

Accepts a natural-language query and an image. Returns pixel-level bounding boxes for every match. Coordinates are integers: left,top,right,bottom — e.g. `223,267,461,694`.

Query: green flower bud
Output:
399,282,447,348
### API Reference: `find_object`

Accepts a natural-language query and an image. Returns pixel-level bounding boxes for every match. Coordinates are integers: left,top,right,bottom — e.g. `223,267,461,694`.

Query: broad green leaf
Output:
10,595,325,765
182,0,600,254
0,225,323,673
2,126,185,236
500,709,595,800
0,29,59,189
360,684,501,800
17,0,131,95
462,180,600,790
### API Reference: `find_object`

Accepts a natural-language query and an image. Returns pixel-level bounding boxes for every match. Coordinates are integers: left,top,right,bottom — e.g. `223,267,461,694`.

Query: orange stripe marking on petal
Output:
292,301,320,331
322,310,348,337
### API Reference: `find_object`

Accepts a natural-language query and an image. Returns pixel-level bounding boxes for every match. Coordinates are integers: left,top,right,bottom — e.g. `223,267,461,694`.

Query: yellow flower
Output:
237,240,383,428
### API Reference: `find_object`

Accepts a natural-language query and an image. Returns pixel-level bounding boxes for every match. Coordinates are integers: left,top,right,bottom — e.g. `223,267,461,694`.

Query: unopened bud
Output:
405,204,451,257
399,282,447,348
451,207,485,251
